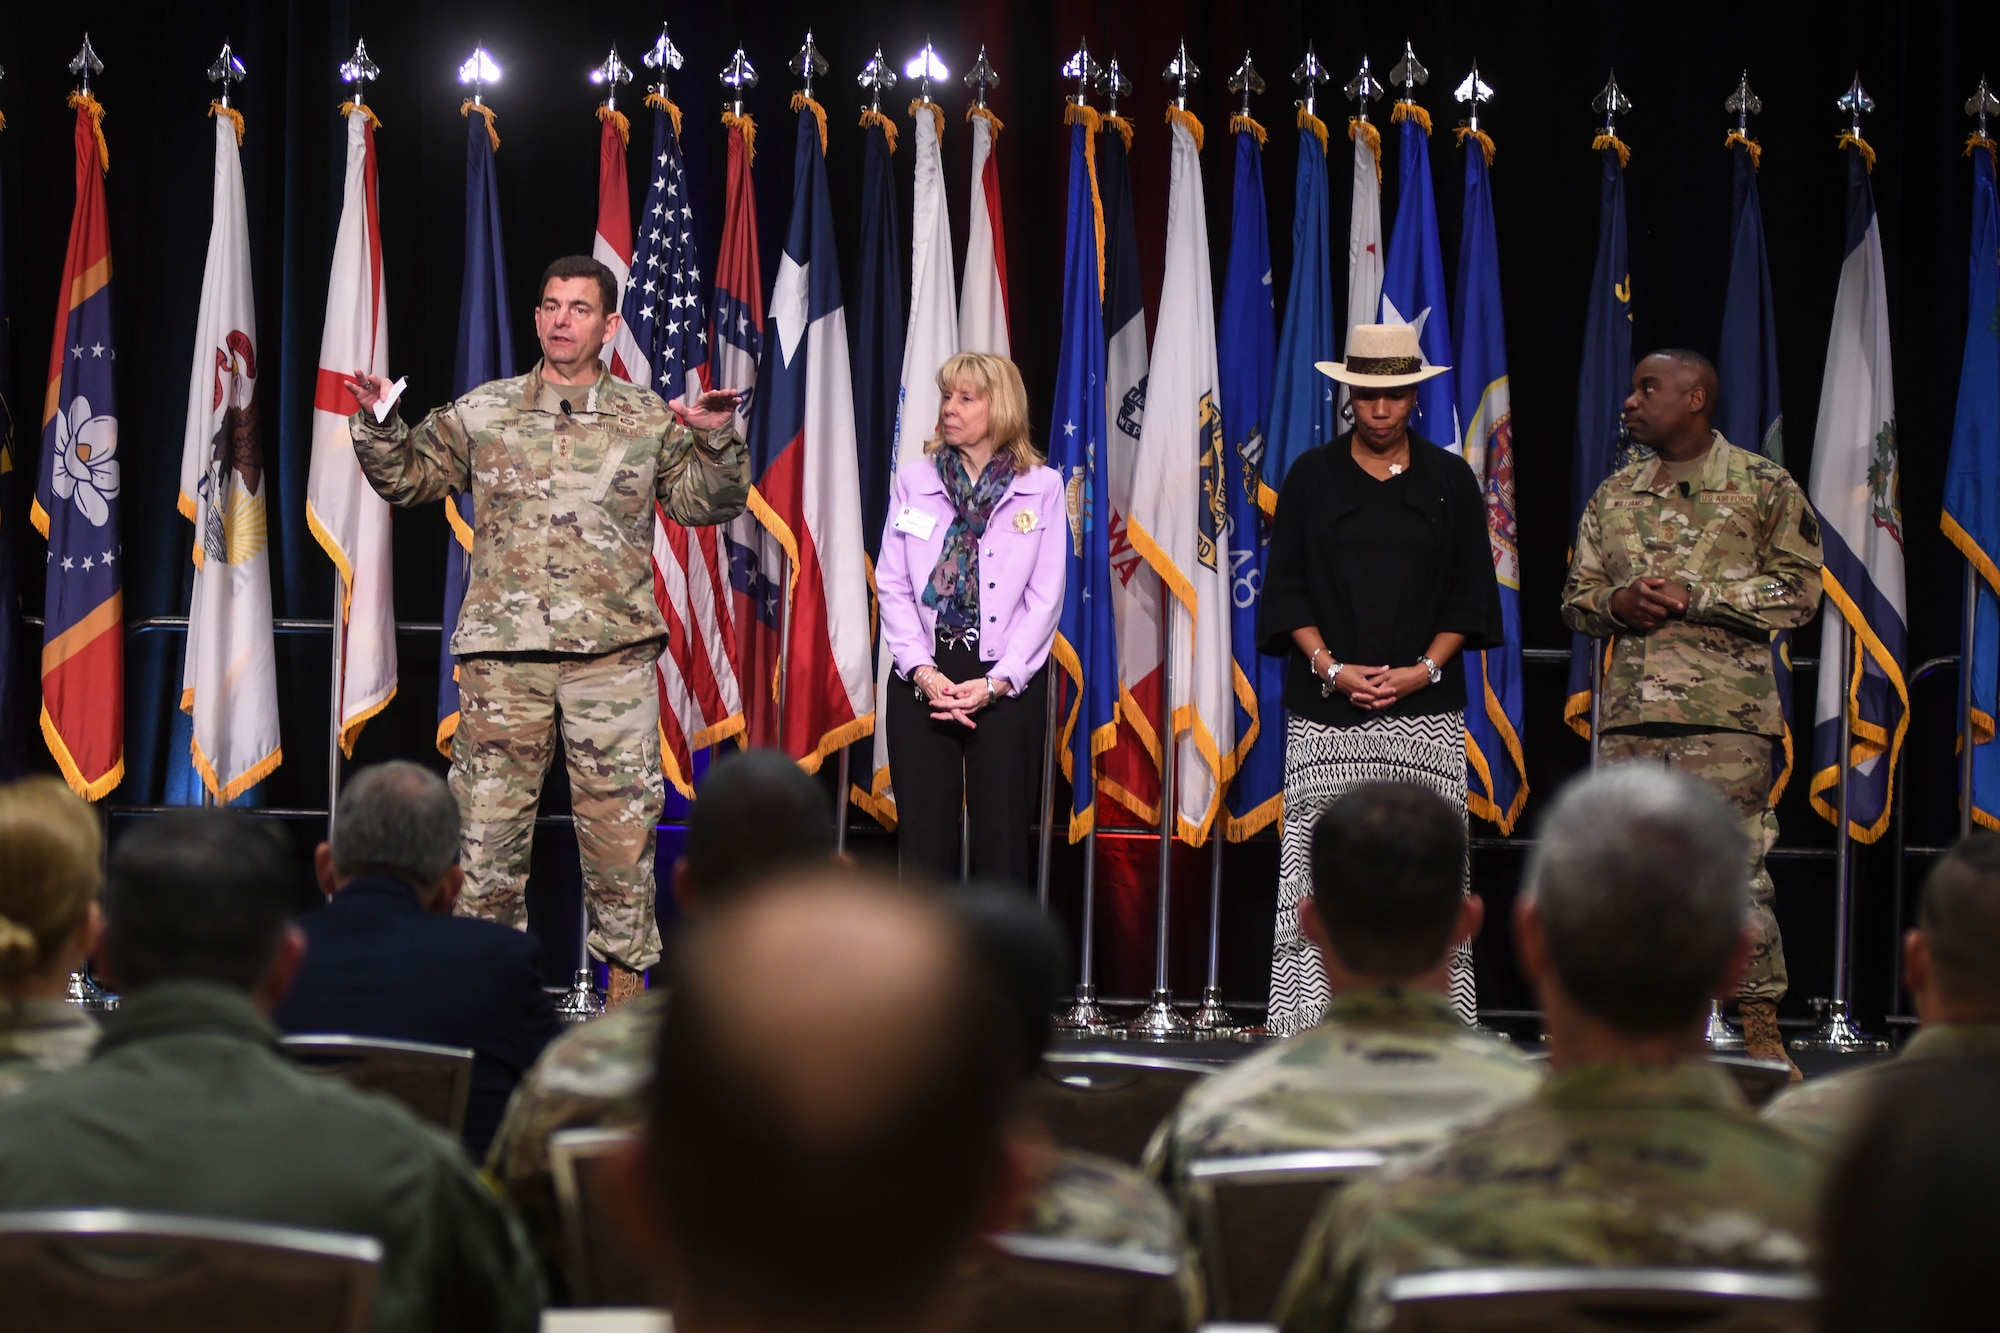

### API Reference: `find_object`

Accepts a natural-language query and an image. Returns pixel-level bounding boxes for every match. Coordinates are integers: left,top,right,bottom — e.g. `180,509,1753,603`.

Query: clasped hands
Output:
914,666,1008,729
1326,662,1433,710
1609,576,1693,632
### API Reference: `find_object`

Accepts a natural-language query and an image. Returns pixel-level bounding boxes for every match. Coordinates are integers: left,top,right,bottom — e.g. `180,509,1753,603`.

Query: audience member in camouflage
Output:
1279,767,1816,1333
0,1004,98,1100
1766,833,2000,1152
346,258,747,989
1028,1145,1203,1318
1562,351,1821,1059
0,776,105,1098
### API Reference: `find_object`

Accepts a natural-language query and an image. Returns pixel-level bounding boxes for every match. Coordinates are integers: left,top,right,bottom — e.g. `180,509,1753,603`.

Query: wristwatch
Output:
1418,655,1443,686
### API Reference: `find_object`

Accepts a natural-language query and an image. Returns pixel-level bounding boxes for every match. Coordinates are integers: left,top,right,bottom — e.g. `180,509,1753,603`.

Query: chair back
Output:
951,1233,1188,1333
1186,1150,1388,1321
1029,1052,1214,1164
1708,1055,1795,1109
1384,1266,1817,1332
0,1208,380,1333
550,1126,658,1308
281,1034,475,1135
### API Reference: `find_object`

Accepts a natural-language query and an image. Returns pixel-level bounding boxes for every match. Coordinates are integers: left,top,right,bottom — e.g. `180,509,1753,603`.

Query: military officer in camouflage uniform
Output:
348,255,748,1005
1562,349,1822,1070
1766,833,2000,1153
1277,769,1817,1333
1143,785,1538,1225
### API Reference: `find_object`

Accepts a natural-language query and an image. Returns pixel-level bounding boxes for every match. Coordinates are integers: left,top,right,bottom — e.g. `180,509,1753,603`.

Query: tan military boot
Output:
1739,1000,1802,1081
606,965,646,1009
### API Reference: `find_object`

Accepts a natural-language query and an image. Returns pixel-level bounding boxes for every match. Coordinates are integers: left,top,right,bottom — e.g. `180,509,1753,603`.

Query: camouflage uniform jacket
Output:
0,999,98,1100
1140,989,1541,1206
350,361,749,656
1562,434,1823,737
1276,1060,1818,1333
1763,1022,2000,1155
1028,1148,1204,1322
485,990,664,1283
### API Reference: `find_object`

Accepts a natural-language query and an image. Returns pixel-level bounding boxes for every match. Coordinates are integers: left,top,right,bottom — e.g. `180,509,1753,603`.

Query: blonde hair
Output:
0,777,103,982
924,352,1044,473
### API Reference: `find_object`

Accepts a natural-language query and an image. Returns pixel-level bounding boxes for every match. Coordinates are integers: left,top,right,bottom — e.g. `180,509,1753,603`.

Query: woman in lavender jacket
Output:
875,353,1066,886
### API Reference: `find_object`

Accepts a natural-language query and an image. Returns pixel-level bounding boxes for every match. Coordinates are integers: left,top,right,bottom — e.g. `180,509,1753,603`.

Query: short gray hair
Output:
330,761,460,884
1524,765,1748,1034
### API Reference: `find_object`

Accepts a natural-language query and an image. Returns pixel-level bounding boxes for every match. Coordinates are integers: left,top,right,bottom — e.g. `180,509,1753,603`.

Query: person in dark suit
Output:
276,760,560,1158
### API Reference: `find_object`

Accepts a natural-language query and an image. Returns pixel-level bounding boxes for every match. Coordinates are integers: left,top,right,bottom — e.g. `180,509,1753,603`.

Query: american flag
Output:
621,96,744,795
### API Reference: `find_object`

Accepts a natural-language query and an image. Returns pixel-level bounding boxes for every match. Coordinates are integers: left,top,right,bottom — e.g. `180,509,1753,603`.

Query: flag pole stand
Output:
1792,624,1888,1055
1960,562,1978,840
1189,831,1233,1034
1054,829,1107,1035
328,574,346,835
65,966,116,1013
1035,679,1060,909
834,748,850,855
554,888,604,1024
1703,1000,1745,1051
1128,596,1190,1039
1587,636,1605,768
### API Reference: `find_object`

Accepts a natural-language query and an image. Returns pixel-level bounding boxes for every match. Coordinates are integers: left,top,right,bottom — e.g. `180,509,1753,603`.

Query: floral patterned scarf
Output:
923,447,1016,639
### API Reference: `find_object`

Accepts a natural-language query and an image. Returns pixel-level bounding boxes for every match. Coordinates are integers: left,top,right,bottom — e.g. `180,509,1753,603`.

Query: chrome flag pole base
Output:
1188,985,1235,1037
1053,983,1109,1037
1125,989,1192,1041
1703,1000,1745,1052
65,970,117,1013
1788,999,1888,1055
554,968,604,1024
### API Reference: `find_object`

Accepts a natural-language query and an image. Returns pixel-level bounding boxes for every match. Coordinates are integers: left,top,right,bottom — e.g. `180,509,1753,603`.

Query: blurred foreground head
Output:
1910,832,2000,1023
1819,1054,2000,1332
677,747,839,913
645,872,1018,1331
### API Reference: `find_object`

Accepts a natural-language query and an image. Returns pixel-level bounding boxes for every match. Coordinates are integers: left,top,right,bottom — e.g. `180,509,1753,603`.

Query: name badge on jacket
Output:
894,506,938,541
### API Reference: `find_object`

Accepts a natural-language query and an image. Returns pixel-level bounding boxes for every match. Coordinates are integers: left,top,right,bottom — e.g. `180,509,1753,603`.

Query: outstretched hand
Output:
669,389,742,431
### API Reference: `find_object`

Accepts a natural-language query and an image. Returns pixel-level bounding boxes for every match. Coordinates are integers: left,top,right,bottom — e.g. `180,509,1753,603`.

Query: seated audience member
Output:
485,747,837,1289
0,810,541,1333
1143,783,1538,1205
276,760,559,1158
1816,1053,2000,1333
0,777,104,1097
633,873,1020,1333
1766,833,2000,1152
1277,766,1816,1333
949,885,1202,1320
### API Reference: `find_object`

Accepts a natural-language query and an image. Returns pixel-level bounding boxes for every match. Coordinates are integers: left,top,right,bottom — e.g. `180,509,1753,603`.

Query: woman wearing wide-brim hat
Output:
1255,324,1505,1035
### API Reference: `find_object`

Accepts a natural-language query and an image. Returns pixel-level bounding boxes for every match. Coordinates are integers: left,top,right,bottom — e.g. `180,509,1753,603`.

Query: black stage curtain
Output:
0,1,1990,1019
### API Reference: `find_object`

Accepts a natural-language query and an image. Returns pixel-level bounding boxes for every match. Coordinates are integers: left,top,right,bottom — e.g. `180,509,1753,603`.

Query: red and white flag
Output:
959,104,1010,355
306,106,396,753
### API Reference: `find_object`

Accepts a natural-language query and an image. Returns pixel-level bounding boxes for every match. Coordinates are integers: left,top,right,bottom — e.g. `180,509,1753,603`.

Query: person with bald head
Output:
635,873,1020,1332
1562,347,1823,1071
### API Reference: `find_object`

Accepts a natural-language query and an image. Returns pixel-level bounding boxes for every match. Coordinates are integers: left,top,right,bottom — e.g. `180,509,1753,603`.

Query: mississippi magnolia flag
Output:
1564,136,1634,737
712,110,782,750
1943,138,2000,829
307,106,396,755
619,94,746,799
744,100,874,769
1217,111,1282,840
1341,116,1385,426
437,104,515,757
34,94,123,798
1099,113,1164,824
1452,126,1526,832
1379,104,1459,452
1809,135,1908,842
1048,103,1118,840
1264,110,1338,498
959,104,1010,354
1128,108,1237,844
1717,128,1795,801
178,107,281,802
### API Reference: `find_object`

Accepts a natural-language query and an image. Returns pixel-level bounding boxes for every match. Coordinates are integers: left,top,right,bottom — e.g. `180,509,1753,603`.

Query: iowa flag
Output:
1128,108,1237,844
306,106,396,754
745,100,873,769
178,106,280,802
34,94,122,799
1809,134,1907,842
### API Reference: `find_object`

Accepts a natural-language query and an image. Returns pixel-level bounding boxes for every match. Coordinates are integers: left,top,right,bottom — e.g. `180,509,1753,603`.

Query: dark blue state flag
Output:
1264,112,1337,497
0,120,21,778
437,105,516,755
852,110,904,561
1564,138,1634,738
1379,106,1458,452
1717,130,1794,800
1217,113,1281,840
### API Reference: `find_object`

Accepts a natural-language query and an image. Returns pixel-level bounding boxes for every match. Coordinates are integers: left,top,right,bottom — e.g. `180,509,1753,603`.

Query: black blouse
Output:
1258,432,1506,727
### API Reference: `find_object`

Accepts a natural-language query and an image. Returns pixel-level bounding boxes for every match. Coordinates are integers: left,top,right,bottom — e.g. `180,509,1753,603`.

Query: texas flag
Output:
743,100,874,770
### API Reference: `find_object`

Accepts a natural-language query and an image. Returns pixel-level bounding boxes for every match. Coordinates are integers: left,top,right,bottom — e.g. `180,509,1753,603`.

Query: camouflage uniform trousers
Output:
1599,727,1786,1002
452,641,666,972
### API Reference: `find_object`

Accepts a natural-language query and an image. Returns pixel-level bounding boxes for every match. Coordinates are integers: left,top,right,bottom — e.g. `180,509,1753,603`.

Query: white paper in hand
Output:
372,375,408,423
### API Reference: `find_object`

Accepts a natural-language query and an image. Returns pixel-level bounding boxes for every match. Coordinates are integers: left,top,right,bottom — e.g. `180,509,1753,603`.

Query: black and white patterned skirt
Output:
1266,710,1477,1036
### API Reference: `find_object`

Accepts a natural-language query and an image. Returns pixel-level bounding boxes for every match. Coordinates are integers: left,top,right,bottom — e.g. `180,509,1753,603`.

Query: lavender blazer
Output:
875,457,1067,693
